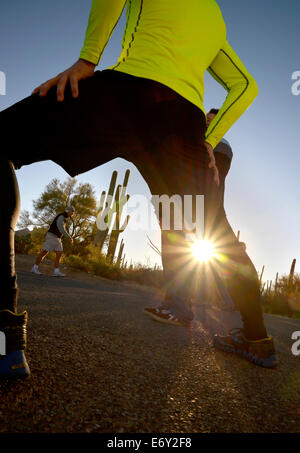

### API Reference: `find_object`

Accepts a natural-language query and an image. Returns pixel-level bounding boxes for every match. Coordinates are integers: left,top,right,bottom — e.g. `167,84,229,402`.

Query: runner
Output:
31,206,75,277
0,0,277,379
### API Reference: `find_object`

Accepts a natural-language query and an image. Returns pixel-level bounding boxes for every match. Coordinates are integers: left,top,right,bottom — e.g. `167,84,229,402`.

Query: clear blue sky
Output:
1,0,299,282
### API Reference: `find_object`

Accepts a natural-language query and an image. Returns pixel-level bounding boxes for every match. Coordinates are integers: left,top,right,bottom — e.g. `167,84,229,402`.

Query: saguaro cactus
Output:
258,265,265,294
116,238,125,268
95,170,130,258
94,170,118,250
106,170,131,263
268,280,273,294
106,193,130,262
274,272,279,294
288,258,296,287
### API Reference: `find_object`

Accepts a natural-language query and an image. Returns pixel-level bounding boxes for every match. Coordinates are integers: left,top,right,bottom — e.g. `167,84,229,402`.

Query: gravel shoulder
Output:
0,255,299,433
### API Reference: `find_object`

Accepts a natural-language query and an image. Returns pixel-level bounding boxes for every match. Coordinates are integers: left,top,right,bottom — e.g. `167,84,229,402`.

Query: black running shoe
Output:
213,328,278,368
144,307,191,327
0,309,30,379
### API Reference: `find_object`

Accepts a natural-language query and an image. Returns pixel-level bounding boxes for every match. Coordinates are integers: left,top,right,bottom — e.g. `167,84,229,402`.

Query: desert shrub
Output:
62,245,163,286
89,258,123,280
261,273,300,319
14,234,33,254
29,227,48,255
123,265,164,288
261,293,294,317
62,255,89,272
62,252,123,280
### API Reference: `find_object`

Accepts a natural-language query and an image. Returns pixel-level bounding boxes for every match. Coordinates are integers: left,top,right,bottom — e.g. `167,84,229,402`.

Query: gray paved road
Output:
0,255,299,433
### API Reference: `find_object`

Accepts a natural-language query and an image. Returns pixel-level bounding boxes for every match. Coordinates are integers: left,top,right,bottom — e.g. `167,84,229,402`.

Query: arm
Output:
205,40,259,149
56,216,72,240
80,0,127,65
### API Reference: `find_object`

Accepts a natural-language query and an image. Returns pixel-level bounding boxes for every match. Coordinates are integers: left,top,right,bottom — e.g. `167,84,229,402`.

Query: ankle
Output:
1,288,18,313
244,330,268,342
0,309,27,352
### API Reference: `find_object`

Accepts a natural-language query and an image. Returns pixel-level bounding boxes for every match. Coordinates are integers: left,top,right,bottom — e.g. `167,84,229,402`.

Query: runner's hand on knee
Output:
205,142,220,186
211,163,220,187
31,59,96,102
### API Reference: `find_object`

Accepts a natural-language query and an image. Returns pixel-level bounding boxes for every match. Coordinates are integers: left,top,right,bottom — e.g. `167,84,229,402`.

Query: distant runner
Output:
31,206,75,277
0,0,277,379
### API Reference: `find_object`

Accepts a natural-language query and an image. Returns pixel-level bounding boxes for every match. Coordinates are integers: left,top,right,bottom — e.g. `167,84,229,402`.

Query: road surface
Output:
0,255,299,433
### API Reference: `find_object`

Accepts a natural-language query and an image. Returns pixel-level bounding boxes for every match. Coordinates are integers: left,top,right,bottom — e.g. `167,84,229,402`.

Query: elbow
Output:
247,75,259,103
230,74,259,107
234,75,258,111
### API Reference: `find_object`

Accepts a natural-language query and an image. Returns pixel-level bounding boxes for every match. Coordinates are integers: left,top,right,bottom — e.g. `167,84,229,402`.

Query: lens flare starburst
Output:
190,239,216,262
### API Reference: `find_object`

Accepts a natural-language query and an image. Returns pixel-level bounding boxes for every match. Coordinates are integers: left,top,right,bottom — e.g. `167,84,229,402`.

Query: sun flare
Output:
190,239,216,262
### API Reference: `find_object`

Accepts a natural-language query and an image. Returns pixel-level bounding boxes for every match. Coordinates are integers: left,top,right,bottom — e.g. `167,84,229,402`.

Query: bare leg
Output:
35,250,48,265
54,252,63,269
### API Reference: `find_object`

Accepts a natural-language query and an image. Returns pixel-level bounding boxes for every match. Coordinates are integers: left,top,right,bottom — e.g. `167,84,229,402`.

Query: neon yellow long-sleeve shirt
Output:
80,0,258,149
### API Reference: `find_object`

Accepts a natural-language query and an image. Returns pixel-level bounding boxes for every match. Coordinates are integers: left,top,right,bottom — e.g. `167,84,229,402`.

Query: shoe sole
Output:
214,338,279,368
0,368,30,380
143,309,190,327
0,351,31,380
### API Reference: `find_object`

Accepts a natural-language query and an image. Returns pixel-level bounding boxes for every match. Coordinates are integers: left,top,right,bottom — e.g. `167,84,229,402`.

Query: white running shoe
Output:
31,265,42,275
53,269,66,277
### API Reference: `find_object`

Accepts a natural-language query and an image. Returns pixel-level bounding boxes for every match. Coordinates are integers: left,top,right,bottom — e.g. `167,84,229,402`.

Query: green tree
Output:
18,177,97,255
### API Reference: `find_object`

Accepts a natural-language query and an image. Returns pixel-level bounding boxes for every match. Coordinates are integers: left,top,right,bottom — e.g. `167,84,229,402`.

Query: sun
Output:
190,239,216,262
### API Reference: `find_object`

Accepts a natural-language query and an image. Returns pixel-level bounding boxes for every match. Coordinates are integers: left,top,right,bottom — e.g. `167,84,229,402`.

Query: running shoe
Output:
213,328,278,368
144,307,191,327
53,269,66,277
0,350,30,379
0,309,30,379
31,265,43,275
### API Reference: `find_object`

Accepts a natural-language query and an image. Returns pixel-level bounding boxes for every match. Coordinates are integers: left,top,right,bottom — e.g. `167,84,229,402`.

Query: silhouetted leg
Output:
208,211,267,340
0,161,20,312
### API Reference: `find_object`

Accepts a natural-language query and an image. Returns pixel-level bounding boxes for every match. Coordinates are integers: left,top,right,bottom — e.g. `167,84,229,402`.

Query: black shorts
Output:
0,69,216,201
